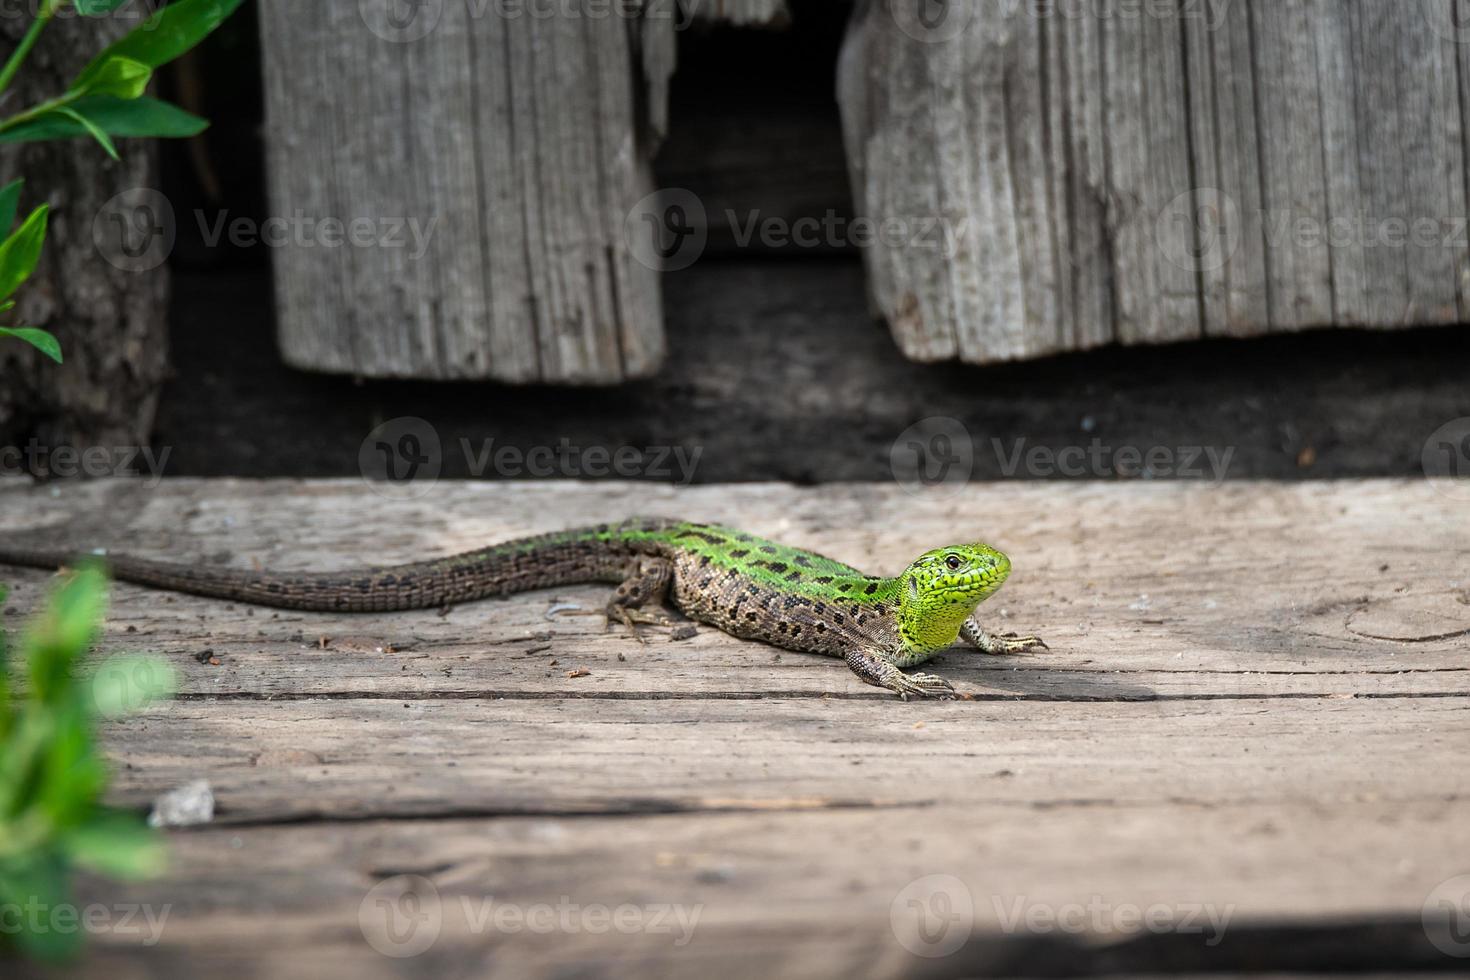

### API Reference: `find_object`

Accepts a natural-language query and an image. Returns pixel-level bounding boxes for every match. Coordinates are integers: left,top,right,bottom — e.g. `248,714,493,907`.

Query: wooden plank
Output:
91,696,1470,822
259,0,667,382
1,478,1466,976
1,478,1465,698
838,0,1470,363
42,800,1467,979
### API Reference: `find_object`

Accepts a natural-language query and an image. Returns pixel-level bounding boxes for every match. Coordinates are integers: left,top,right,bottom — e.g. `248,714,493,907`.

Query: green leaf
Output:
0,327,61,364
24,566,107,701
0,855,81,960
0,96,206,144
0,205,47,304
37,700,106,827
0,179,22,235
72,0,246,93
64,810,167,880
0,583,10,736
49,107,118,160
69,55,151,100
75,0,135,13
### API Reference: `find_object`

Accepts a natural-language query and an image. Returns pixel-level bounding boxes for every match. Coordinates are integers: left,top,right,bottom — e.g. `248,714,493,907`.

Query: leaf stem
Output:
0,0,68,100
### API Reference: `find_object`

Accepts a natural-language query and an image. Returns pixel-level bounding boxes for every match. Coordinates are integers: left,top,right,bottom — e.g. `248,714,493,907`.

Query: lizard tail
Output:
0,520,679,612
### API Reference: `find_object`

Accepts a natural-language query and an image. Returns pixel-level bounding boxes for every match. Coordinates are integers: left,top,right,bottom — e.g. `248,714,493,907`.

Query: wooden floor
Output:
2,478,1467,978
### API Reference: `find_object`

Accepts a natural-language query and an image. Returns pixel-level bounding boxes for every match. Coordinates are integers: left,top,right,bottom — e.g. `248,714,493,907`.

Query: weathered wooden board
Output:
259,1,667,382
837,0,1470,363
0,478,1466,977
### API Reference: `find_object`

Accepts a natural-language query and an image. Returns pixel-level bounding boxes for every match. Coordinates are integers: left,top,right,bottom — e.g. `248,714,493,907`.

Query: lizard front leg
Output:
605,557,678,643
960,616,1048,655
845,648,955,701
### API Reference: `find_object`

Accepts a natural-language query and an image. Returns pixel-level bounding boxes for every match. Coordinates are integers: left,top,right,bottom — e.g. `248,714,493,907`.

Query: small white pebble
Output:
148,780,215,828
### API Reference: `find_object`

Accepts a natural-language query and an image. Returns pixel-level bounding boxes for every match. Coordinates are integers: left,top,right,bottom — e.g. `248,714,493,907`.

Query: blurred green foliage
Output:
0,0,245,364
0,567,178,960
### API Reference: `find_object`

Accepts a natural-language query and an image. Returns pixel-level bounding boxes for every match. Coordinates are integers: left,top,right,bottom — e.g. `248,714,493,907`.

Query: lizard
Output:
0,517,1047,700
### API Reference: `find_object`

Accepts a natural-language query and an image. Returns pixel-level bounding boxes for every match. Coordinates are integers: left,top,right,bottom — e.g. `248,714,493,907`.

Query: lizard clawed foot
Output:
960,618,1049,655
892,671,956,701
987,632,1049,654
603,604,677,644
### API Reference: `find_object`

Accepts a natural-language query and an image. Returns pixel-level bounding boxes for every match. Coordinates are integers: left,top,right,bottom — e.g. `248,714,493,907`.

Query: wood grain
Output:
0,478,1465,977
258,1,667,382
837,0,1470,362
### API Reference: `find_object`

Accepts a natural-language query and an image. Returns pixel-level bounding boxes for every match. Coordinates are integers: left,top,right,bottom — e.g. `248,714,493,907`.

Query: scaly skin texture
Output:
0,518,1047,699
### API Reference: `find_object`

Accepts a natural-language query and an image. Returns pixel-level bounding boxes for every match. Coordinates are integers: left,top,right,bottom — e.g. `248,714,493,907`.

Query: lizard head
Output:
897,544,1011,654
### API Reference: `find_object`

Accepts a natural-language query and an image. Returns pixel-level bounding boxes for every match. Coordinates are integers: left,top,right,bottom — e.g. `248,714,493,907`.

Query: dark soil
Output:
155,261,1470,485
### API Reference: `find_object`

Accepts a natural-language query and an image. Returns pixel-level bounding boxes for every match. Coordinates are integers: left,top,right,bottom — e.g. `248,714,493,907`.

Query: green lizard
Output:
0,518,1046,699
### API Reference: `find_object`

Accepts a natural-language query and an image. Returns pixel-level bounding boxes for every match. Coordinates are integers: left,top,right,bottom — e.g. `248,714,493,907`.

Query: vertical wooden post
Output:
837,0,1470,364
259,1,674,383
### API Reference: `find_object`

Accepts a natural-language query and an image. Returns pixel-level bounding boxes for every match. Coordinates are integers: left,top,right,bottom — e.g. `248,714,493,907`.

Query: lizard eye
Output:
944,554,962,571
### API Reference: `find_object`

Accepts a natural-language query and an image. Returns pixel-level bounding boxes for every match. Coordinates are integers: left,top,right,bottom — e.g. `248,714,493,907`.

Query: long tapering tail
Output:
0,519,680,612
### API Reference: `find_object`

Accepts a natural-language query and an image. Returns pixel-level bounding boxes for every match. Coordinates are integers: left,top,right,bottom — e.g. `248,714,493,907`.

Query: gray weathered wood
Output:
0,478,1465,976
259,1,668,382
0,12,168,451
837,0,1470,363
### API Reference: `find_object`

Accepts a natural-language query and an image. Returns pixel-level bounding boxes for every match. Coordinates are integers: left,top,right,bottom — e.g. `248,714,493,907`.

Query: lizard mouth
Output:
932,569,1006,596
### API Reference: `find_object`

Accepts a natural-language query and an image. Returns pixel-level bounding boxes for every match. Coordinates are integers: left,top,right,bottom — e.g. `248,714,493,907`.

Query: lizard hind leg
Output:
604,557,678,644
